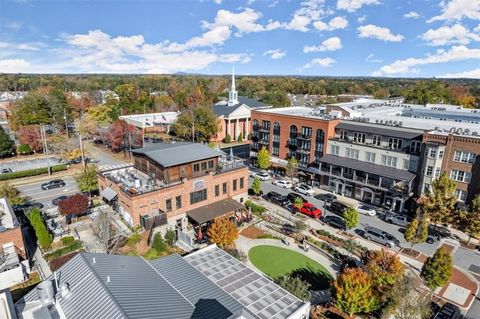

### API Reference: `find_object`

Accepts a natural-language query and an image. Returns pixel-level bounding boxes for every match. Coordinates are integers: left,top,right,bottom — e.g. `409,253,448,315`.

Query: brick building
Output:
98,142,248,231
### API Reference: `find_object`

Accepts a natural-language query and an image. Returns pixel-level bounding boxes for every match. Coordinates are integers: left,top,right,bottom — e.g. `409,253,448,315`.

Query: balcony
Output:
297,148,311,155
257,127,270,133
297,134,312,140
259,140,270,145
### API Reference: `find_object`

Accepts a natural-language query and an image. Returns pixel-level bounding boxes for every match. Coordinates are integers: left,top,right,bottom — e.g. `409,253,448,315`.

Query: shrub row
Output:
45,240,83,261
315,229,367,257
245,200,267,215
0,164,67,181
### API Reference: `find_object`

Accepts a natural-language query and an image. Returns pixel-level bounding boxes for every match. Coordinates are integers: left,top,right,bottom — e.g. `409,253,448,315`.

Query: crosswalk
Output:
99,163,132,171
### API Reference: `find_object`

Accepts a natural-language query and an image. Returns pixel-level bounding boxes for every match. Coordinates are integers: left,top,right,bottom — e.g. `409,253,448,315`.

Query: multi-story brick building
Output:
98,142,248,231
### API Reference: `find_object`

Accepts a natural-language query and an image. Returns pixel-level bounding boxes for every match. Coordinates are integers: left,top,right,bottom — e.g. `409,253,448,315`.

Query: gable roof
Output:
131,142,224,167
213,96,269,116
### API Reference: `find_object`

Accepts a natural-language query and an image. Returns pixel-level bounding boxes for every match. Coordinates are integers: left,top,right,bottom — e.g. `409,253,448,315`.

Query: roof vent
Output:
37,280,55,306
60,283,70,298
107,275,111,283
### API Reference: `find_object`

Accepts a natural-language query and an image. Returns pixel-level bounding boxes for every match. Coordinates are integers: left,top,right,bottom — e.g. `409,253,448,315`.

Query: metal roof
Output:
131,142,224,168
101,187,118,201
213,96,269,116
336,121,423,139
187,199,245,225
184,246,307,319
319,154,416,181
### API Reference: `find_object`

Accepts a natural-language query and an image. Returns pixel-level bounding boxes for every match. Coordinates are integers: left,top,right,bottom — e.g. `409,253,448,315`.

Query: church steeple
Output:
228,65,238,106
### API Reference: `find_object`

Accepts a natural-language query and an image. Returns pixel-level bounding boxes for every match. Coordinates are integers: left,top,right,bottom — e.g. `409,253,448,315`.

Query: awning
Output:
102,187,118,201
187,198,244,225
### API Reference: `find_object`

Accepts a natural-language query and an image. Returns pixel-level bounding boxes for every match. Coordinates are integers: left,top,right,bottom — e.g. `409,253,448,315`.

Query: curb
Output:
8,169,81,186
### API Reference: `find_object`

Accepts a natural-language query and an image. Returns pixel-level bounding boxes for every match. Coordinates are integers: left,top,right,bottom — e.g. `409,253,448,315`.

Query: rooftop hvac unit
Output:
472,132,478,136
398,121,403,127
134,178,142,188
37,280,55,306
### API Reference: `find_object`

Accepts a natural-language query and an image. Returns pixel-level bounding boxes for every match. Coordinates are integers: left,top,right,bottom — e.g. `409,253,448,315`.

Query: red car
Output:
293,202,322,219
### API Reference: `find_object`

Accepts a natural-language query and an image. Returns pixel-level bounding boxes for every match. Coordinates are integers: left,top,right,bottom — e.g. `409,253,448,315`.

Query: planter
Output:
400,247,420,258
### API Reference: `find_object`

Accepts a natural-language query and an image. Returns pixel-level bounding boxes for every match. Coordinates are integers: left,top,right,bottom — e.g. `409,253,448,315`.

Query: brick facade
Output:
0,227,26,259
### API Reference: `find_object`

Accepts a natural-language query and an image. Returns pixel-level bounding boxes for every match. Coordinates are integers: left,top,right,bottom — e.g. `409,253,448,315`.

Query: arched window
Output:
290,125,297,137
253,119,259,128
273,122,280,134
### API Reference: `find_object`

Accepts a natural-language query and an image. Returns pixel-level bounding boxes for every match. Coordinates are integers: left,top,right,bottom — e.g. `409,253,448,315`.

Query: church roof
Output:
213,96,269,116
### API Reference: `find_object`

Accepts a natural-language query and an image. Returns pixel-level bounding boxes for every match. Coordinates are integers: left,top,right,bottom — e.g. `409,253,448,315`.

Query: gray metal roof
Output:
184,246,307,319
187,198,245,225
319,154,416,181
213,96,269,116
336,121,423,139
131,142,224,168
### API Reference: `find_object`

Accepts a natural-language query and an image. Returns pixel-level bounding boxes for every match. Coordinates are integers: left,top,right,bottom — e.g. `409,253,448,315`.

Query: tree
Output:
207,216,239,247
94,211,121,254
333,268,379,317
18,125,43,153
0,181,25,205
47,134,82,160
274,275,311,301
286,157,298,182
421,246,453,290
9,90,51,130
27,208,53,250
236,132,243,143
363,249,404,288
418,172,457,226
172,106,219,142
251,177,262,196
164,229,176,247
17,144,32,155
294,196,303,210
0,126,15,157
404,216,428,249
152,232,168,252
224,133,232,143
58,194,89,216
108,119,141,154
294,220,307,233
67,92,94,118
256,146,270,170
455,195,480,244
76,165,99,196
343,207,359,230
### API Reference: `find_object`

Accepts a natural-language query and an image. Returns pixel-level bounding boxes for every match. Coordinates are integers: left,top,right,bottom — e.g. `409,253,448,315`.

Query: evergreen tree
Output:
236,133,243,143
164,229,176,247
256,146,270,170
251,177,262,196
0,126,15,158
224,133,231,143
27,208,53,250
421,246,453,290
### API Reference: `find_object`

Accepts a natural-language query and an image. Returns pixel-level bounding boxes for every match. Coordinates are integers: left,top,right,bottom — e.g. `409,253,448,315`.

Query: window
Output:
388,138,403,149
435,168,441,178
339,130,347,140
272,146,279,156
208,160,214,169
301,126,312,137
240,177,244,189
233,179,237,191
190,189,207,204
403,159,409,170
455,189,467,202
193,163,200,172
450,170,472,183
381,155,397,167
426,166,433,176
424,183,431,193
222,182,228,194
262,120,270,130
365,152,376,163
439,150,444,159
353,132,366,143
330,145,340,155
215,185,220,197
454,151,476,164
410,140,421,154
201,162,207,170
372,135,381,146
428,148,437,158
175,196,182,209
166,199,172,212
345,148,359,159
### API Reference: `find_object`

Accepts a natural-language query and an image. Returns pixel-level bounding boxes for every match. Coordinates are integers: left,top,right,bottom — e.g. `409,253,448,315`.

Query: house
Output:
14,245,310,319
119,111,180,134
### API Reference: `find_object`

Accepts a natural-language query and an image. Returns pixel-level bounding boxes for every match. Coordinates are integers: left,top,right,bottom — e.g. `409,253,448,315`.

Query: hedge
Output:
0,164,68,181
45,240,83,261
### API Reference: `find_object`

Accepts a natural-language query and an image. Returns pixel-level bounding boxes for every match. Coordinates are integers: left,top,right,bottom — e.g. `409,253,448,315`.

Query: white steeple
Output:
228,65,238,106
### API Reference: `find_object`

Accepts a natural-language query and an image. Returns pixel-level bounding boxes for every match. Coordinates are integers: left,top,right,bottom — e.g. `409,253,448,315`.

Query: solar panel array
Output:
185,247,305,319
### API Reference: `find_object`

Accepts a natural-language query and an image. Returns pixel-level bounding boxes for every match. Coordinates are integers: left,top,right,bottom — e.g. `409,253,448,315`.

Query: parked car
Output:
364,225,400,248
266,192,289,206
426,228,441,244
256,171,270,181
287,192,307,204
434,302,461,319
293,202,322,219
1,168,12,174
322,215,347,230
293,183,315,196
384,214,411,227
41,179,66,190
314,193,337,202
52,195,68,206
13,201,44,211
329,201,349,217
356,205,377,216
273,179,293,189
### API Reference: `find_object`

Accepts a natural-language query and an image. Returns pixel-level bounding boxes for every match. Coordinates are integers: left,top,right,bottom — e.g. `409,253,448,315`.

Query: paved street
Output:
0,156,62,172
17,176,80,209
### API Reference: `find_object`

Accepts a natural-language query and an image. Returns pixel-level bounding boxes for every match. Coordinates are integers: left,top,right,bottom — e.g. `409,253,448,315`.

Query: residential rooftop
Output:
0,198,18,230
119,111,179,128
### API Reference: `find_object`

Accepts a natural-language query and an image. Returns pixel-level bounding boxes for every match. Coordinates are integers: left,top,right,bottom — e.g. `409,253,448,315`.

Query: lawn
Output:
248,245,333,290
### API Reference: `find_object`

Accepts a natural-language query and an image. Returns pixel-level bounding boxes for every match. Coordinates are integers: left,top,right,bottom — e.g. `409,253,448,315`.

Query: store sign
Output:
193,179,205,191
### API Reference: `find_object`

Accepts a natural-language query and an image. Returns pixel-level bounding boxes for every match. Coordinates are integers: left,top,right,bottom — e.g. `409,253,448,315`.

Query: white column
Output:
245,117,249,137
227,119,231,137
236,119,240,139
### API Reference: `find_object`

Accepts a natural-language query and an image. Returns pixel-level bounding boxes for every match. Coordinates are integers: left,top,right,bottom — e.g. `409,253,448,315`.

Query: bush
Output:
0,164,67,181
245,200,267,215
256,234,282,240
236,133,243,142
152,233,168,253
125,233,142,247
61,236,75,246
17,144,32,155
224,134,231,143
45,241,82,261
143,248,160,260
315,229,367,256
165,230,176,247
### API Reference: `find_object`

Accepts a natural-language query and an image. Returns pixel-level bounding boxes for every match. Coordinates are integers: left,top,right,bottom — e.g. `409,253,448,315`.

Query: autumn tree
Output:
18,125,43,153
172,106,219,142
47,134,82,160
343,207,359,230
0,126,15,157
9,90,51,130
274,275,311,301
421,246,453,290
455,195,480,244
108,119,141,154
251,176,262,196
59,194,89,217
76,165,99,197
67,92,94,118
363,249,404,289
333,268,379,317
0,181,25,205
418,172,457,226
404,215,428,249
207,216,239,247
286,157,298,182
256,146,270,170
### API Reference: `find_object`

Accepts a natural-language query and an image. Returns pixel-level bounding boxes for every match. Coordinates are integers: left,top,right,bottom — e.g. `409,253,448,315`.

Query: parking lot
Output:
0,156,63,172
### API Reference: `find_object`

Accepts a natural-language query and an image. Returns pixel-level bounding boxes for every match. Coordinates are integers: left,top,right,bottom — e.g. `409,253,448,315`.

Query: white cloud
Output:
166,26,231,52
428,0,480,22
0,41,44,51
357,24,404,42
313,16,348,31
205,8,266,34
372,45,480,76
404,11,420,19
213,0,222,4
0,59,31,73
219,53,252,63
439,68,480,78
263,49,286,59
365,53,382,63
475,24,480,32
304,37,342,52
337,0,380,12
420,24,480,46
285,14,311,32
357,15,367,23
303,57,335,68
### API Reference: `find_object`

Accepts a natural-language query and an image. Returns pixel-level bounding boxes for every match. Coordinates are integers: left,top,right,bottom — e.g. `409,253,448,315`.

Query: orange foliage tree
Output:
363,249,404,288
207,216,238,248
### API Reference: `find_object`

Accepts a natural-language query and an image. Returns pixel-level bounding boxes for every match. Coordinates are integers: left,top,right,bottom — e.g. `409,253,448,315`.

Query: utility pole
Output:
41,125,51,175
64,108,69,139
192,120,195,143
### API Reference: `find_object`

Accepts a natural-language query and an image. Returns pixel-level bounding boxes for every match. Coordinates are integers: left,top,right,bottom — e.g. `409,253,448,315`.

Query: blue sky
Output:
0,0,479,77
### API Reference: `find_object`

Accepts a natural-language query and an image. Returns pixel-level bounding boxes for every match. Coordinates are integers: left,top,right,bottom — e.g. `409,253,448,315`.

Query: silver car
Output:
364,226,400,248
384,214,411,227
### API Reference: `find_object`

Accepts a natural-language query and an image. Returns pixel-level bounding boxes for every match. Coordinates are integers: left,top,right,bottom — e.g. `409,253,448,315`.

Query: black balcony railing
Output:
297,134,312,140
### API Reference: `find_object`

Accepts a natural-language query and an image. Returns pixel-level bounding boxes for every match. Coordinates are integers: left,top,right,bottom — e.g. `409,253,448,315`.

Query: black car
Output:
314,193,338,202
427,228,441,244
287,192,307,204
266,192,289,206
322,215,347,230
434,302,461,319
13,201,44,211
52,195,68,206
329,201,348,216
41,179,66,190
1,168,12,174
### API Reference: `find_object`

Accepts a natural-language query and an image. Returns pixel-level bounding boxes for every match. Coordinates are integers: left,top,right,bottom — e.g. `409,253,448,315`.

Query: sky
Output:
0,0,479,78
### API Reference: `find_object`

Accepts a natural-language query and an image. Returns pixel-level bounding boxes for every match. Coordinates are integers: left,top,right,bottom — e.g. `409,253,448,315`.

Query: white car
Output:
293,184,315,196
273,180,293,189
256,172,270,181
356,205,377,216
